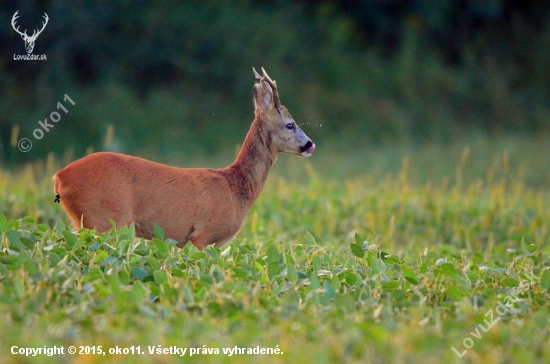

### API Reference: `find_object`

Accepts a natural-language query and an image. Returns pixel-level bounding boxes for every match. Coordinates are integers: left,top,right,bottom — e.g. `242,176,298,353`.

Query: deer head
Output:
252,67,315,157
11,11,49,54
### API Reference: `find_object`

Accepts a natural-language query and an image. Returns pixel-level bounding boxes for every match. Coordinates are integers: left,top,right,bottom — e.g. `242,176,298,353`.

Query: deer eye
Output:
285,123,295,130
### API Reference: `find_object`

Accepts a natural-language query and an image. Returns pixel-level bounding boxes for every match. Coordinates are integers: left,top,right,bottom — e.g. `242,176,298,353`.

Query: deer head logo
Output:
11,11,49,54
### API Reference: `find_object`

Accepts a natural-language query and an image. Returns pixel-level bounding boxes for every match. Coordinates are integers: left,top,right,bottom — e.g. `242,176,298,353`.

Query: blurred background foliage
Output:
0,0,549,180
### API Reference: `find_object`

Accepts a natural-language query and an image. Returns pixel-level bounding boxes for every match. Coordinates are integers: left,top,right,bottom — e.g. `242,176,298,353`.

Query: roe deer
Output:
53,68,315,249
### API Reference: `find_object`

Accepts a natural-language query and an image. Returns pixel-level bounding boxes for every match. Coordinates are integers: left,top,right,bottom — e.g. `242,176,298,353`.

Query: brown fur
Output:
53,68,314,249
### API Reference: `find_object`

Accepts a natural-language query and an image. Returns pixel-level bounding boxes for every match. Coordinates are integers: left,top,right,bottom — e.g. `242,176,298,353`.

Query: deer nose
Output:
300,140,315,153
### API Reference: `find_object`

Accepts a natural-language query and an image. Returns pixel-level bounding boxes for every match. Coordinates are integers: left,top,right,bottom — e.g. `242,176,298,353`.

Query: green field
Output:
1,139,550,363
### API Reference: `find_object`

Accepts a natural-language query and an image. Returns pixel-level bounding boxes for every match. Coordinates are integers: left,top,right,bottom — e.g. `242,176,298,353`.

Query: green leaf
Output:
153,224,165,240
19,237,35,250
233,267,249,278
23,260,39,276
254,261,264,273
62,230,77,248
520,237,529,256
13,276,24,298
49,252,61,267
312,256,321,271
382,281,400,291
138,306,156,318
350,243,365,258
182,284,195,303
108,272,122,294
286,264,298,283
6,230,24,250
93,251,109,263
37,224,50,232
501,278,519,287
191,251,206,260
154,239,169,253
267,261,279,280
392,289,407,300
367,252,385,274
54,220,66,240
118,270,131,285
130,282,145,305
266,244,279,263
401,264,415,278
440,263,459,279
88,242,102,251
310,272,320,289
153,271,168,284
118,240,128,257
323,281,335,300
212,266,225,282
540,270,550,291
132,267,148,281
345,271,358,286
23,216,35,224
446,286,463,301
305,231,316,245
72,240,85,251
172,268,184,278
354,233,363,246
148,256,161,270
200,274,213,284
129,222,136,244
331,274,341,291
0,212,7,233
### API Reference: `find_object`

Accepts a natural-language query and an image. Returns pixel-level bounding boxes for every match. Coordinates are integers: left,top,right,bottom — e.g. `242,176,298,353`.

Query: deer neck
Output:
227,118,277,204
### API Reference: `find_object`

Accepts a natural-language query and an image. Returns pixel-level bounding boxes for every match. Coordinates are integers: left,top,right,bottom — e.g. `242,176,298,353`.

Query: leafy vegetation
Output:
1,144,550,363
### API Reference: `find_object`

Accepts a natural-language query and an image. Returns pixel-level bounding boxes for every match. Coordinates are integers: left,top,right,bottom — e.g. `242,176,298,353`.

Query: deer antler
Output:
29,13,49,40
252,67,281,108
260,67,281,109
252,67,262,80
11,11,28,38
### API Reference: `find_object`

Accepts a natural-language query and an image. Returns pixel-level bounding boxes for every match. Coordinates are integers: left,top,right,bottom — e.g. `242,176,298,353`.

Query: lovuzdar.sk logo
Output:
12,10,48,61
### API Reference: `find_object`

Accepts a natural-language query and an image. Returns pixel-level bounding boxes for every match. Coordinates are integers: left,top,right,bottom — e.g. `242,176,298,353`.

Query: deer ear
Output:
253,82,274,112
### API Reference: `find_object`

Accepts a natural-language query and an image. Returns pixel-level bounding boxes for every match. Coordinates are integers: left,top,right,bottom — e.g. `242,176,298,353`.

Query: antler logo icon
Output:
11,11,49,54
